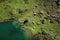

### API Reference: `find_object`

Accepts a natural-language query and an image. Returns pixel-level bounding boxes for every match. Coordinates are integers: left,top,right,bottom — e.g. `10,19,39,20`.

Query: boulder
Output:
49,19,54,23
23,19,28,24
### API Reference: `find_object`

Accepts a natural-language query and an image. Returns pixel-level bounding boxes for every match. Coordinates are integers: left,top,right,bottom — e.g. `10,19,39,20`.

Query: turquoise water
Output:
0,21,28,40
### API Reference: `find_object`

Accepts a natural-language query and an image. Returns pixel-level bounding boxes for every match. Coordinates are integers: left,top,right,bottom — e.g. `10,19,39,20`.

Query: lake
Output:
0,21,28,40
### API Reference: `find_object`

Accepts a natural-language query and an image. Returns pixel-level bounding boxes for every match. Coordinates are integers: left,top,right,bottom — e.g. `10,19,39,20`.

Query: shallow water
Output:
0,21,28,40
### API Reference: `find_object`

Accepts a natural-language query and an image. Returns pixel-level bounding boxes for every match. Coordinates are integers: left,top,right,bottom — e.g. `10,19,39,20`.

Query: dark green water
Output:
0,21,28,40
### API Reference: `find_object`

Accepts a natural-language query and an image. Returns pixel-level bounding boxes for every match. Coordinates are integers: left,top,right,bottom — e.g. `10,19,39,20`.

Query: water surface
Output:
0,21,28,40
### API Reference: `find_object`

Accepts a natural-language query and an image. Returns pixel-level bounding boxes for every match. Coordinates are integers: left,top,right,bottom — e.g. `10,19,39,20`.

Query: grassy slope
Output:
0,0,60,38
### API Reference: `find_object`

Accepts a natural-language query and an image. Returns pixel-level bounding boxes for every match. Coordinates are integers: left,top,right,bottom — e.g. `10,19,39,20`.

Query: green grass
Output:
0,0,60,36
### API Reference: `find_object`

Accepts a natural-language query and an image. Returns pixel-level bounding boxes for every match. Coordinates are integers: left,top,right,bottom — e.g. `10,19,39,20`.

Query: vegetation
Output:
0,0,60,40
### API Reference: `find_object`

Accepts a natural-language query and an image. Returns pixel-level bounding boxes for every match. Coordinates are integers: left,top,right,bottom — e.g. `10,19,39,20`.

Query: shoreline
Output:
0,19,35,36
17,21,33,36
0,19,41,38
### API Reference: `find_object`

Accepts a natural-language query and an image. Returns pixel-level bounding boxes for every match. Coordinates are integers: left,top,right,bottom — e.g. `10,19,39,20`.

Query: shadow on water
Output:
0,21,28,40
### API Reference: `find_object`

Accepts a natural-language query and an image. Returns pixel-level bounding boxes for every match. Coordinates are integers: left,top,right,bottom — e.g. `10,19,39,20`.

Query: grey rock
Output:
49,19,54,23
